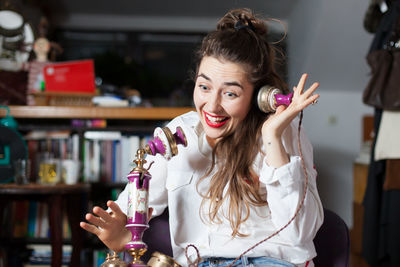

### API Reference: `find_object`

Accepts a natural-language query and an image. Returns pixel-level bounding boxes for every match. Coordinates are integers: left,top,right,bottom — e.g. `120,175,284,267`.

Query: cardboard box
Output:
43,59,95,93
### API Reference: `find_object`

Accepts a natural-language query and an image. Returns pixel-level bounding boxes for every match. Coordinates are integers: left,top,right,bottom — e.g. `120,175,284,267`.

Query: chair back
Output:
313,208,350,267
142,209,173,262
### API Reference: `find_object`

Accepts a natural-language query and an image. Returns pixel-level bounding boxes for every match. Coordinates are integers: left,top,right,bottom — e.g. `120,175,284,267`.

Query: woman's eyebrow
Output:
223,81,243,90
197,73,243,90
197,73,211,81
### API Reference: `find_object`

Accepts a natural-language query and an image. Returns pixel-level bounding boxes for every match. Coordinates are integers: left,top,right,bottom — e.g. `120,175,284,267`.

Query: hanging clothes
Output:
362,1,400,266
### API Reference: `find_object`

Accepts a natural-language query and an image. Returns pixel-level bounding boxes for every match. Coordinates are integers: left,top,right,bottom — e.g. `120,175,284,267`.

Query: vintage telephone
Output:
101,126,187,267
101,86,302,267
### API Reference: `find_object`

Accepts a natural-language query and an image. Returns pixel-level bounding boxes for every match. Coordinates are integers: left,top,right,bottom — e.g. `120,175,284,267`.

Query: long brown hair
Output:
195,8,289,237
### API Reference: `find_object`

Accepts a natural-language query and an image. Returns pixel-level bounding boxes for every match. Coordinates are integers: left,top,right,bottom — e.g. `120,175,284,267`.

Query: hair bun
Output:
217,8,267,35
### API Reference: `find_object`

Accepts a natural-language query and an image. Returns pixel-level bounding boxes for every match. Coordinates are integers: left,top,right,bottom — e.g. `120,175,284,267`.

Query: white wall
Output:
302,92,372,227
288,0,375,226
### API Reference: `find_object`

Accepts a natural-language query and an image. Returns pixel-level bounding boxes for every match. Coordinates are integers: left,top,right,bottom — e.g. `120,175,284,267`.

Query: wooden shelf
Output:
0,183,90,195
0,105,195,120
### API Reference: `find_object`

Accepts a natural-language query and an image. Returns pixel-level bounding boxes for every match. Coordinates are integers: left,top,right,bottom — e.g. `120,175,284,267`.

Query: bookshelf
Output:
0,106,195,119
0,105,194,267
0,184,90,267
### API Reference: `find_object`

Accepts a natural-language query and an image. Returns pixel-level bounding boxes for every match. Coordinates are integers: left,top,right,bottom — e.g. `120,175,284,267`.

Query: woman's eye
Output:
199,84,209,91
224,91,238,98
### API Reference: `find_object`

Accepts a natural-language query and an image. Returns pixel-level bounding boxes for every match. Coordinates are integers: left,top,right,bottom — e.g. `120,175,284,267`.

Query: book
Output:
92,140,100,182
83,139,90,183
35,202,44,238
26,244,71,266
71,134,80,161
13,200,29,237
27,201,37,238
112,140,122,183
84,131,122,140
103,140,113,183
25,130,71,140
39,204,49,238
62,210,71,239
93,249,107,267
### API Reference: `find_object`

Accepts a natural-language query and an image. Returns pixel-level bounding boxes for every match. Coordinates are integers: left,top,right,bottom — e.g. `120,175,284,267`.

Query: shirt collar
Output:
195,122,213,158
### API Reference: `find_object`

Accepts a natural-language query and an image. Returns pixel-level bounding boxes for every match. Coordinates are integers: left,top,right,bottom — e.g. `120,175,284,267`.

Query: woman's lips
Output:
204,111,229,128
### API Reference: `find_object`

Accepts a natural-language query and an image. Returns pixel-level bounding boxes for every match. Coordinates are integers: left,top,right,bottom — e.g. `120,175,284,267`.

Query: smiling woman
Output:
81,7,322,267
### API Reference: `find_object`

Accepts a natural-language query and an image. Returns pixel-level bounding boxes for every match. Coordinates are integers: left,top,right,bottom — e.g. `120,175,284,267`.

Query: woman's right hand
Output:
80,200,131,252
262,73,319,139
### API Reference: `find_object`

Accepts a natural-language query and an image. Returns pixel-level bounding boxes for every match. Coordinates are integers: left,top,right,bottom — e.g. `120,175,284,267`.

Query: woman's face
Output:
193,56,254,144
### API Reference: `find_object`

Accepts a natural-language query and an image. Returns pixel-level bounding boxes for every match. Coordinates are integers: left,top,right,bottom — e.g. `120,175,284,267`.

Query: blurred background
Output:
1,0,386,266
11,0,372,233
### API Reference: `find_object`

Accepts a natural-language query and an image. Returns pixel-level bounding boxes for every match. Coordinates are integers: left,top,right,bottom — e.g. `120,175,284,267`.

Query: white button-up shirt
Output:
115,111,323,266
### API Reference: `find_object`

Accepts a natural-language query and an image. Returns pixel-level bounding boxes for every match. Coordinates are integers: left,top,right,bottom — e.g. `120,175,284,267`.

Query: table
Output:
0,183,90,267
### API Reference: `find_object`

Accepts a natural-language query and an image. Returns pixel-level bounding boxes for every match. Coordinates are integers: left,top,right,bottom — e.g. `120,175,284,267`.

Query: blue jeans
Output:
198,256,296,267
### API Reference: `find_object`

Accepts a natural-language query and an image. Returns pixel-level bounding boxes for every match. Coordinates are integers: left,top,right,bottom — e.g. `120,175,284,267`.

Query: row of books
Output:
1,245,114,267
82,131,145,183
0,201,70,240
24,244,71,267
25,130,152,184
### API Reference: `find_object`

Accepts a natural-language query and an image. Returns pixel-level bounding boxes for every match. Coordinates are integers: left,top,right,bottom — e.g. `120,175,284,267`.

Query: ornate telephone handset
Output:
257,85,294,113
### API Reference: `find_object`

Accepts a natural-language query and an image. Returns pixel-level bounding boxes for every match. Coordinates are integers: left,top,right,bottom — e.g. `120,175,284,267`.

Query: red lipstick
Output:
203,111,229,128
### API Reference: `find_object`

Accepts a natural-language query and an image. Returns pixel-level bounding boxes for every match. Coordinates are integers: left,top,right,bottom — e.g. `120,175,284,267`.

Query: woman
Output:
80,8,323,267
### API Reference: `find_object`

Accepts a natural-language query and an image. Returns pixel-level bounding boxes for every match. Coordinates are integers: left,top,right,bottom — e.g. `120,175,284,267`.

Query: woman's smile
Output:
204,111,230,128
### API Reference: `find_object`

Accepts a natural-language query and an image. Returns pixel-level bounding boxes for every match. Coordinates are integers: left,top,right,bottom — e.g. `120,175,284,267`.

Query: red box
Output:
43,59,95,93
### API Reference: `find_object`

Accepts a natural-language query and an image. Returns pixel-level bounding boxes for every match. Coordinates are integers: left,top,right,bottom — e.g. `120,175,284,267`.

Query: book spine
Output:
27,201,37,238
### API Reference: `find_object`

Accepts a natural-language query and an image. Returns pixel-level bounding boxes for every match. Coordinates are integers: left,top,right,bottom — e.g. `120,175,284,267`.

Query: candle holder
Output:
124,126,187,267
257,85,294,113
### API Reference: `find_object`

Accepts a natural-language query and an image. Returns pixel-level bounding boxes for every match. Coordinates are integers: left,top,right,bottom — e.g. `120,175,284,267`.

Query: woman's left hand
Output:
262,73,319,139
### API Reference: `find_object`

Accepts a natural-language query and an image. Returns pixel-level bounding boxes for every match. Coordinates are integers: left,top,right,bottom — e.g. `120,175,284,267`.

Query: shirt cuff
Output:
259,155,302,187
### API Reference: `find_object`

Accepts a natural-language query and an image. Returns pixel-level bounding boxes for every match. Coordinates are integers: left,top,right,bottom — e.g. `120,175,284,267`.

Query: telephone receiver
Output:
257,85,294,113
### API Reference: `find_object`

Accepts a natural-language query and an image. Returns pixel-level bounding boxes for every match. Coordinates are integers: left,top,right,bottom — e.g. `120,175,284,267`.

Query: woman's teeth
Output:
206,114,225,123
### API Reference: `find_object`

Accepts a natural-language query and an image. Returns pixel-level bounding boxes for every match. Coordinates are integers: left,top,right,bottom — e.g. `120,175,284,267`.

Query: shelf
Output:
0,105,195,120
0,183,90,195
0,237,73,245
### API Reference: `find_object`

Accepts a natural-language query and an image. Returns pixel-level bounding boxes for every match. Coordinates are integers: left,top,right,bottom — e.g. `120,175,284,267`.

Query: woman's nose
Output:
207,92,222,112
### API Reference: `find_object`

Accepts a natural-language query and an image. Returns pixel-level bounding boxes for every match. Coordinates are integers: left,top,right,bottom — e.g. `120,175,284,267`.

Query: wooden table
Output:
0,183,90,267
